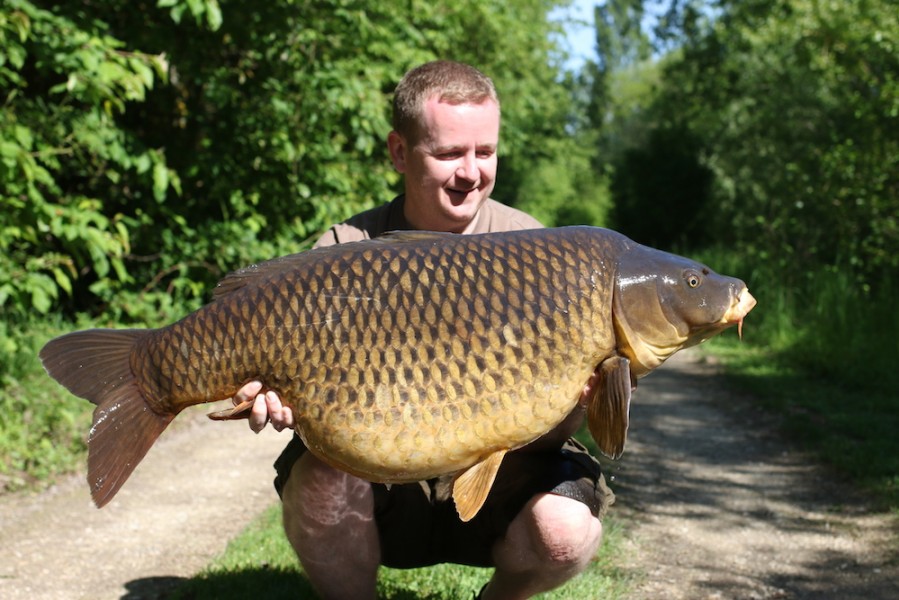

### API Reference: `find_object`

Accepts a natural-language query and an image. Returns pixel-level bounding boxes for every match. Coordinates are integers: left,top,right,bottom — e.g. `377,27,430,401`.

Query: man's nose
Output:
456,153,479,181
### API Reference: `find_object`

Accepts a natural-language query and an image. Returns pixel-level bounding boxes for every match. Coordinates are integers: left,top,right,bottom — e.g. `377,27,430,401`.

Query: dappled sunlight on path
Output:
611,350,899,600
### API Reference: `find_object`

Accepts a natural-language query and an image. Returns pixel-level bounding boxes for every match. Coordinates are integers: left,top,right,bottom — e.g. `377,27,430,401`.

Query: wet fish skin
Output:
40,226,755,518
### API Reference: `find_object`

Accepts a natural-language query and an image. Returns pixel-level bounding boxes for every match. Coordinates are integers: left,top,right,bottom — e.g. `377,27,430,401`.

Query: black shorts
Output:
273,434,613,569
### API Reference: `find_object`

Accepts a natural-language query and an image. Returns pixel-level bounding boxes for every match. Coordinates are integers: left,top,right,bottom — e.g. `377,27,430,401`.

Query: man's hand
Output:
233,381,295,433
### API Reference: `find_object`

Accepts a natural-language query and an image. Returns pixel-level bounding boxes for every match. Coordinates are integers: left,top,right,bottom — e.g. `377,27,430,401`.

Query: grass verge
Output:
170,504,633,600
0,315,94,491
706,338,899,511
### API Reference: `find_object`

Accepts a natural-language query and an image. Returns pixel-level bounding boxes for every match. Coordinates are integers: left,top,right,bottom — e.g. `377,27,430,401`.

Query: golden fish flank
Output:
40,226,755,520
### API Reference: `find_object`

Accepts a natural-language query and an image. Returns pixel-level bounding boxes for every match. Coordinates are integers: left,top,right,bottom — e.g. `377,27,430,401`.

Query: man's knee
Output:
281,455,380,599
498,493,603,572
535,494,602,567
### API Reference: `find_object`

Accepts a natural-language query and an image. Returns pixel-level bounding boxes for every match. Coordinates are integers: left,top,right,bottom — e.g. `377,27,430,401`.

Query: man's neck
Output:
401,196,486,234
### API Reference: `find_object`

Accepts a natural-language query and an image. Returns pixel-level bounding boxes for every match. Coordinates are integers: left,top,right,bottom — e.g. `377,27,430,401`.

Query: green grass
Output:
706,338,899,509
0,315,95,490
170,504,633,600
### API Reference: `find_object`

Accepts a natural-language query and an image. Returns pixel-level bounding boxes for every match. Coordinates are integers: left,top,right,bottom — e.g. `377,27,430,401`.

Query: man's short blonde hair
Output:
392,60,500,142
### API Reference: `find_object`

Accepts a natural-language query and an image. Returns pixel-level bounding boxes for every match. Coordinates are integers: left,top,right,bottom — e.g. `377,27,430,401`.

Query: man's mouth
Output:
447,187,478,201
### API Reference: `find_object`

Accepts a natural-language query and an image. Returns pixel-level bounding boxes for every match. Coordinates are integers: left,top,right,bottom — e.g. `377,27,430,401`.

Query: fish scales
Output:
139,228,616,481
40,226,756,516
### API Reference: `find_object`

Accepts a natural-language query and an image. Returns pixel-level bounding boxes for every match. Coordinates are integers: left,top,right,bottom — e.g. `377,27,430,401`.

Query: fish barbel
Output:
40,226,756,519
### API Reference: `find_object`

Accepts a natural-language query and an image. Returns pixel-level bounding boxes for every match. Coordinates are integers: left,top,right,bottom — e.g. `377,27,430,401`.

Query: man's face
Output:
388,96,499,233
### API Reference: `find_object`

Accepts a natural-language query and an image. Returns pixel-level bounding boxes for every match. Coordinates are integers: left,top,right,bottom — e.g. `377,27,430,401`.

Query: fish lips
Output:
722,287,757,338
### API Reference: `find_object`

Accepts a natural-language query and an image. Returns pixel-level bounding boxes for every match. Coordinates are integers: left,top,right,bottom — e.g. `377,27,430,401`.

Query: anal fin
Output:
452,449,507,522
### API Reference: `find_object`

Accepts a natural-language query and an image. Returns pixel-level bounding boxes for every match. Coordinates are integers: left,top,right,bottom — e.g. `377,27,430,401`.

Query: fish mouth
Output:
722,287,757,339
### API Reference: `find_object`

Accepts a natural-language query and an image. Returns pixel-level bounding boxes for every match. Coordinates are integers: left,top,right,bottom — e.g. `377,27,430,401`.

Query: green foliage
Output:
1,0,593,487
158,0,223,30
1,0,171,319
697,246,899,507
667,0,896,279
591,0,898,282
515,132,613,227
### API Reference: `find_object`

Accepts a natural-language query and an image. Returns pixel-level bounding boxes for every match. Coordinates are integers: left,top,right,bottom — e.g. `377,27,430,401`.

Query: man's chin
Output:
443,199,484,224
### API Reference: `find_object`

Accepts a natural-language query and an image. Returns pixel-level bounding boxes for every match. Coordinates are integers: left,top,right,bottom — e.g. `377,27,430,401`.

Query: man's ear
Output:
387,130,407,173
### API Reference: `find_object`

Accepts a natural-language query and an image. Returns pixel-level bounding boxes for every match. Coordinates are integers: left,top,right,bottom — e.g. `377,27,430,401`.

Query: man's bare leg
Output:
281,453,380,600
483,493,603,600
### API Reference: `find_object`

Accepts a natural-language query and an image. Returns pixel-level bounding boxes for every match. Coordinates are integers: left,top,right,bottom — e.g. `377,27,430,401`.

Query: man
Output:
234,60,613,599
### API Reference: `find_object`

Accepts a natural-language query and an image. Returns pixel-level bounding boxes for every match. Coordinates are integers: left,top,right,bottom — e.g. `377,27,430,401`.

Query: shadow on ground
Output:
125,569,451,600
125,567,314,600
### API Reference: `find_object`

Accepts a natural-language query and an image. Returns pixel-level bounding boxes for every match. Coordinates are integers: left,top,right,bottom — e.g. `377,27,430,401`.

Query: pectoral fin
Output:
587,356,634,459
452,449,507,522
207,399,254,421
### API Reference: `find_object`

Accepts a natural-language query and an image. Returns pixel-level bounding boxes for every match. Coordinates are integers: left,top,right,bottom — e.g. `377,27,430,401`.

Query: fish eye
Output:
685,271,702,288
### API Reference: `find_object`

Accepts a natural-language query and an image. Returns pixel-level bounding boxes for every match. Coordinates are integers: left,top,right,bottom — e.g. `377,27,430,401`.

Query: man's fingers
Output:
249,394,269,433
234,383,291,433
233,380,264,406
265,391,294,431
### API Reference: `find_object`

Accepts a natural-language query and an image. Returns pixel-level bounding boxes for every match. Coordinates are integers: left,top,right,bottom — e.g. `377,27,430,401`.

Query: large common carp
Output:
40,226,755,520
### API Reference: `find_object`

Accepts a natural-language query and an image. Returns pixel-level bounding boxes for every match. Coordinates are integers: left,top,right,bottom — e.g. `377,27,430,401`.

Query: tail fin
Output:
39,329,174,507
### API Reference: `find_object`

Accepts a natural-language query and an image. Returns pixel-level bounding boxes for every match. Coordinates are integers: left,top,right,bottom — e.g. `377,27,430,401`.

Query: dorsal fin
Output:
212,232,454,301
211,242,357,300
374,230,456,243
212,253,308,300
452,449,507,522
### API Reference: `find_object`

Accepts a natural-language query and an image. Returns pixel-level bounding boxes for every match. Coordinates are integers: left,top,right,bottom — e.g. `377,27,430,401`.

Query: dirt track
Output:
0,350,896,599
0,409,287,600
611,351,899,599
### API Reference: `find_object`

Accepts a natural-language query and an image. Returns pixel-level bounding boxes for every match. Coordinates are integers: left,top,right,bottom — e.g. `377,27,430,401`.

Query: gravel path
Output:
0,351,896,599
613,351,899,599
0,407,287,600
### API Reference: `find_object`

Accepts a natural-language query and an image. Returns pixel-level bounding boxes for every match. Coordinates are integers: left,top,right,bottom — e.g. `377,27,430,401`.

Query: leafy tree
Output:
589,0,898,284
1,0,585,323
1,0,171,316
682,0,896,280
